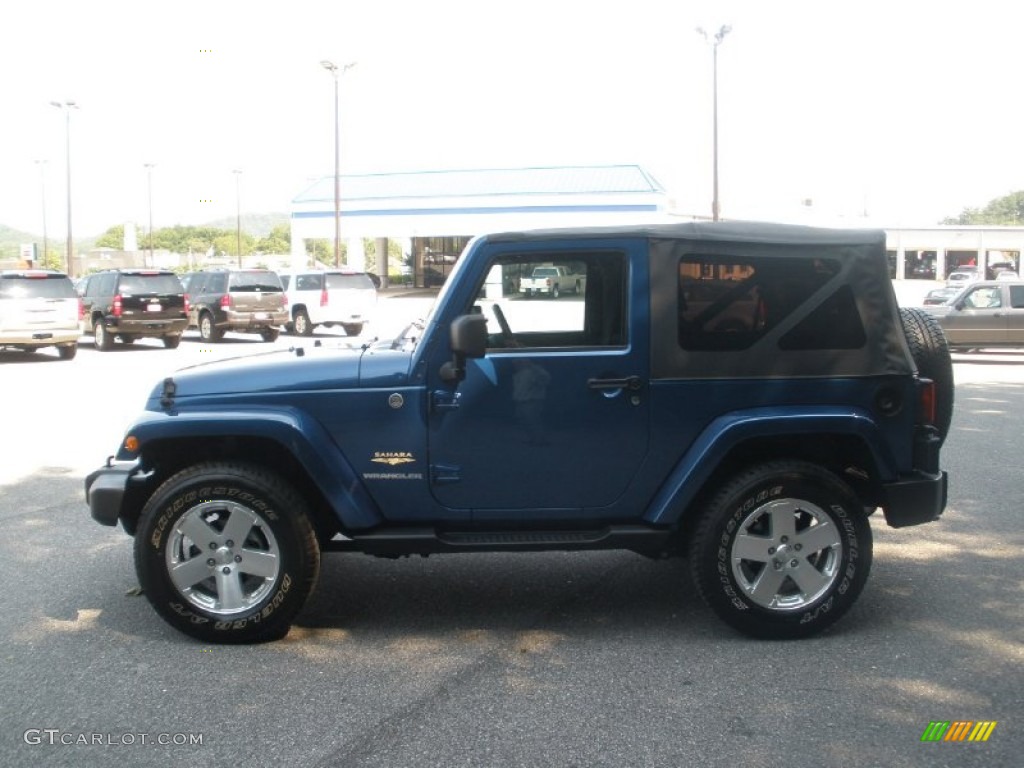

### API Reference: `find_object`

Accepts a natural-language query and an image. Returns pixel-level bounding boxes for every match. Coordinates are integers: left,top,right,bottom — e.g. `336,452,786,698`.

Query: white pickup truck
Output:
519,265,585,298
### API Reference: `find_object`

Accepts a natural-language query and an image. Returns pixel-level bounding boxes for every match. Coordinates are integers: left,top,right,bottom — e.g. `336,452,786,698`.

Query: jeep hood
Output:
146,344,413,406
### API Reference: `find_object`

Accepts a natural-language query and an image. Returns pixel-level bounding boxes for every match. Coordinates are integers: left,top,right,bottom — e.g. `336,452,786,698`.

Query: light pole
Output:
49,100,78,275
232,169,242,268
144,163,155,267
321,59,356,267
696,25,730,221
35,159,48,268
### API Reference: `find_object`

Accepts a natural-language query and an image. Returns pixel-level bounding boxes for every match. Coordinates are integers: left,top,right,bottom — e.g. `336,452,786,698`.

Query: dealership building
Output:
287,163,1022,287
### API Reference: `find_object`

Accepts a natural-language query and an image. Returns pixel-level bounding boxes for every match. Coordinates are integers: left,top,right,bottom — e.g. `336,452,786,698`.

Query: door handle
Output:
587,375,643,391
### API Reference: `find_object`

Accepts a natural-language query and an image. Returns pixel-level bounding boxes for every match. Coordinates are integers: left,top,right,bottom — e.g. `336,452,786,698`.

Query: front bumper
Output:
881,470,948,528
85,458,143,528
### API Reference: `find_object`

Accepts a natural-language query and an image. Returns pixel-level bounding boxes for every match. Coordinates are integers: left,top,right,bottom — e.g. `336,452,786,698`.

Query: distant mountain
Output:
200,212,289,238
0,224,43,261
0,212,289,260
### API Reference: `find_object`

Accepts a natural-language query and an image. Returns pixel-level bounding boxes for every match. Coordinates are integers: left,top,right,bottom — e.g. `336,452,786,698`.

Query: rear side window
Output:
117,274,184,295
230,271,282,292
1009,285,1024,308
678,255,862,351
325,273,375,290
0,275,76,299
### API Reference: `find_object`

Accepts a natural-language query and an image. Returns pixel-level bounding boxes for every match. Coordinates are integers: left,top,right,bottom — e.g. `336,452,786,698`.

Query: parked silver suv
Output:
0,270,80,360
278,269,377,336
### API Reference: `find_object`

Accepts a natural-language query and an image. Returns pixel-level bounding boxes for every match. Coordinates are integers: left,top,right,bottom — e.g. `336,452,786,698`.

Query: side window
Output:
963,287,1001,309
468,251,627,350
210,274,228,293
678,255,845,350
1009,285,1024,309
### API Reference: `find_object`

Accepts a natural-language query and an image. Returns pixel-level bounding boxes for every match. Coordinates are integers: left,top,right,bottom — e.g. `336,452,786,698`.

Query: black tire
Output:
899,307,954,441
94,320,113,351
57,343,77,360
163,334,182,349
342,323,363,337
199,312,223,342
134,462,320,643
552,285,560,299
689,460,872,639
260,328,280,343
292,310,313,337
120,336,136,345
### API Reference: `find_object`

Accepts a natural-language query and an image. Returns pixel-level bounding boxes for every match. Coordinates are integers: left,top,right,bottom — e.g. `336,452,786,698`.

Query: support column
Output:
896,246,907,281
935,249,947,281
375,237,389,288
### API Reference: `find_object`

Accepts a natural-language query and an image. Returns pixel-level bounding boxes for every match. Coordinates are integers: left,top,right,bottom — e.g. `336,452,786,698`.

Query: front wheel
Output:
134,463,320,643
689,460,872,639
94,320,113,351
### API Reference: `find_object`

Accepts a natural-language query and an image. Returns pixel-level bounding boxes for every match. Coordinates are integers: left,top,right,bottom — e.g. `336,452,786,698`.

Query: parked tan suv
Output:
181,268,287,342
0,270,81,360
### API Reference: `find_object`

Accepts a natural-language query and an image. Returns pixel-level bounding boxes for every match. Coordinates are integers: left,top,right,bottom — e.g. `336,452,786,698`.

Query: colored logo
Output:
920,721,997,742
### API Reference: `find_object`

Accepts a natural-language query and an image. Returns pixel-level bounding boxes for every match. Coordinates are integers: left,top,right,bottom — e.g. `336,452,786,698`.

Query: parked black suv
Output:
182,269,287,342
79,269,188,350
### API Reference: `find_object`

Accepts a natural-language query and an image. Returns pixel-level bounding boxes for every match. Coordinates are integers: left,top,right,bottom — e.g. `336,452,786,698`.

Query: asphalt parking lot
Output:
0,293,1021,767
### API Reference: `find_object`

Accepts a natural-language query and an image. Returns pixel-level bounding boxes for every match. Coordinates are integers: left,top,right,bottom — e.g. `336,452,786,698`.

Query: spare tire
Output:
899,307,954,442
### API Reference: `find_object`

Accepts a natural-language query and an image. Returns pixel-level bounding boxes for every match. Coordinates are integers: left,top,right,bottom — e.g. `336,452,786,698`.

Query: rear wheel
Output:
199,312,223,342
134,462,320,643
163,334,182,349
342,323,363,337
260,328,280,343
900,307,954,442
94,320,113,351
689,460,872,639
57,343,77,360
292,309,312,336
552,285,561,299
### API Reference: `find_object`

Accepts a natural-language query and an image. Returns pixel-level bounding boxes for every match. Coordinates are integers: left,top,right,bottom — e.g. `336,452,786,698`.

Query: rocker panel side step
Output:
324,524,673,557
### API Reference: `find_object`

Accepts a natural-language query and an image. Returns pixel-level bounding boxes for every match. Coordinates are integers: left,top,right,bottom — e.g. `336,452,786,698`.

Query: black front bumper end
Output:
85,458,143,528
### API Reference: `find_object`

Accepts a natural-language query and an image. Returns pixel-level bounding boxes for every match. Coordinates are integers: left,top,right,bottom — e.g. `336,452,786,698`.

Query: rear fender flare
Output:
643,407,892,525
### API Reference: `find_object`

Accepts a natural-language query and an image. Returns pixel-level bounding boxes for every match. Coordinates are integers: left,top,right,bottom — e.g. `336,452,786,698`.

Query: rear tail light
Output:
184,294,191,315
113,295,123,317
220,294,232,309
320,287,328,307
77,297,85,321
918,378,937,427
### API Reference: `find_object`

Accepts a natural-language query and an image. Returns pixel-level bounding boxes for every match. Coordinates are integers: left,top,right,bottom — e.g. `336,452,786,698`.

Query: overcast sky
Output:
1,0,1022,239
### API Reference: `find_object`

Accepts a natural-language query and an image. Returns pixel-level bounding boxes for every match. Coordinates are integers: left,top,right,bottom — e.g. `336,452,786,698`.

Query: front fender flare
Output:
118,406,382,530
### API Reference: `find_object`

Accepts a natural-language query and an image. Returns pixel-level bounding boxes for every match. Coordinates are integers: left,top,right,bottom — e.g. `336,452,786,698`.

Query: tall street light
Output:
321,59,356,267
144,163,155,267
49,100,78,275
34,159,48,267
232,169,243,268
696,25,731,222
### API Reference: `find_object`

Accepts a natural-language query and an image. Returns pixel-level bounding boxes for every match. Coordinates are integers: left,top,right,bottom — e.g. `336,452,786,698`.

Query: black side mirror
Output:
440,313,488,382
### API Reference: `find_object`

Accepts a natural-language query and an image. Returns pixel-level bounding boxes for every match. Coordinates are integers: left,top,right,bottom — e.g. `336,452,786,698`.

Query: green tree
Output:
95,224,127,249
942,191,1024,225
256,223,291,254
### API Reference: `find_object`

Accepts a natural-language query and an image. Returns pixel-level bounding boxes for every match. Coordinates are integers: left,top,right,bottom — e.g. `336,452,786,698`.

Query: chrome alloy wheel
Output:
165,500,281,616
730,498,842,611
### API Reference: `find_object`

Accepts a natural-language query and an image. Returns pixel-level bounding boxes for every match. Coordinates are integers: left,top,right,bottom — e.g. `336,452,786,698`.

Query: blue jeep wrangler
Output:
85,222,951,642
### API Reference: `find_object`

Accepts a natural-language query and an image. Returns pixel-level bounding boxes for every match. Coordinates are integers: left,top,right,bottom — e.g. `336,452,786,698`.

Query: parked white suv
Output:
279,269,377,336
0,270,81,360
